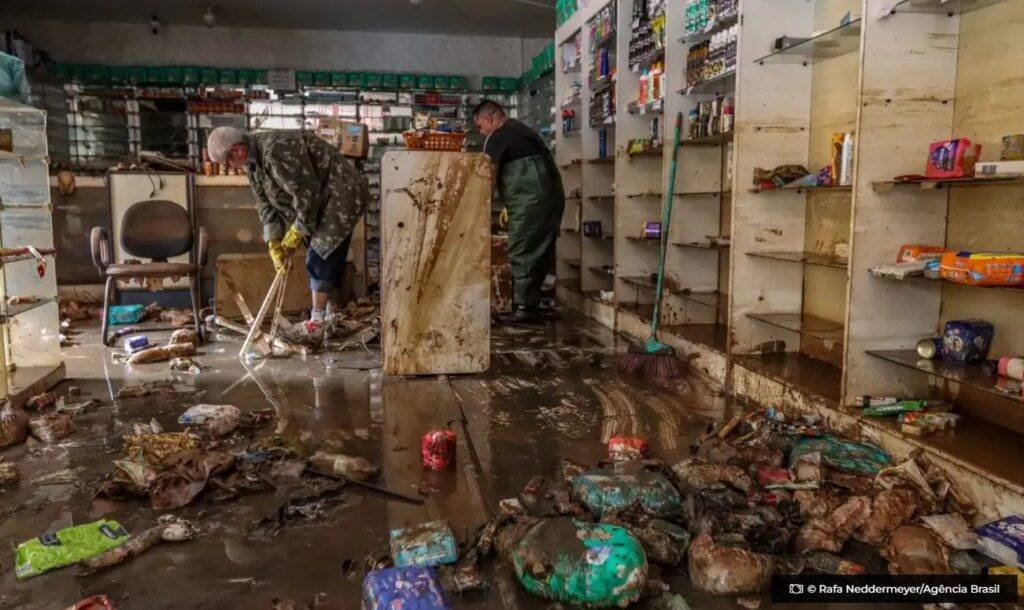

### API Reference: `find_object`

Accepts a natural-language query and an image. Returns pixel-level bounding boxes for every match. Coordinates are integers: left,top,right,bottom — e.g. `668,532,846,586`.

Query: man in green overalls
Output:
474,100,565,324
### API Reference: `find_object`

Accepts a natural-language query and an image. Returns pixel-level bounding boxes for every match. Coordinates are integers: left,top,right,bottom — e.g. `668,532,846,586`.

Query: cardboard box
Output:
339,121,369,159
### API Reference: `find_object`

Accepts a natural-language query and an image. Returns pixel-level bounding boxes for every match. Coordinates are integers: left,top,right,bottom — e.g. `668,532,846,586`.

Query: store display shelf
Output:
668,288,721,308
589,265,614,276
588,194,615,201
867,349,1023,403
672,241,730,251
587,157,615,164
621,275,656,289
890,0,1006,15
735,353,842,403
876,274,1024,296
680,131,733,146
587,233,615,240
626,99,664,115
663,322,730,353
675,190,732,197
624,236,661,244
754,19,862,65
679,70,736,95
679,13,740,43
2,298,55,321
559,159,583,169
750,184,852,193
625,192,662,198
628,146,663,159
629,50,666,74
747,312,845,345
872,175,1024,190
564,258,582,267
747,250,849,270
590,74,616,93
592,31,617,50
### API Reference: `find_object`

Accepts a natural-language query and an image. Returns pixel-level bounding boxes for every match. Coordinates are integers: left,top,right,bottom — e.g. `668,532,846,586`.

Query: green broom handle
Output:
651,111,684,336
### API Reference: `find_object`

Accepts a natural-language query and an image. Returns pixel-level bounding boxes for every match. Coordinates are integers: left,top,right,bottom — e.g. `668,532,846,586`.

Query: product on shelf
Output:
686,95,733,140
589,88,616,128
685,0,739,36
941,319,994,364
583,220,603,237
685,22,738,88
926,138,981,179
562,108,578,135
939,251,1024,287
629,0,667,72
562,33,583,73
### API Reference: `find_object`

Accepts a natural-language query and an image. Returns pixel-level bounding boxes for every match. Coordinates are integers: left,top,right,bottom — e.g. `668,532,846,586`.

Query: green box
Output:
165,66,185,84
399,74,417,89
182,66,201,85
482,76,498,91
382,73,399,89
365,73,383,88
347,72,366,87
295,71,314,86
200,67,219,84
449,75,468,91
416,74,434,90
499,77,519,93
218,68,238,84
313,71,332,86
331,71,348,87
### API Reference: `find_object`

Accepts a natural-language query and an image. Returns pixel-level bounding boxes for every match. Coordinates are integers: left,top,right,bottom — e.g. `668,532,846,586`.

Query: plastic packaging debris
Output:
363,567,451,610
29,412,75,443
0,458,18,486
127,342,196,365
608,436,650,462
942,319,994,363
805,551,865,575
688,529,773,595
976,515,1024,568
78,525,166,575
793,489,843,519
390,521,459,568
107,304,144,325
886,525,949,575
169,327,200,346
123,335,150,354
309,451,380,482
855,488,919,545
170,357,202,373
789,435,890,476
795,495,871,554
632,519,691,566
573,466,683,518
760,452,820,490
177,404,241,438
511,519,648,608
422,429,457,471
672,459,754,493
26,391,59,410
15,520,131,579
159,515,198,542
919,513,977,550
0,404,30,447
437,549,489,595
862,400,927,418
65,596,114,610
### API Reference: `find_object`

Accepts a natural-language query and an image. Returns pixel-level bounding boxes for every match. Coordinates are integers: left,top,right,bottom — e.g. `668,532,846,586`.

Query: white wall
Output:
2,16,551,87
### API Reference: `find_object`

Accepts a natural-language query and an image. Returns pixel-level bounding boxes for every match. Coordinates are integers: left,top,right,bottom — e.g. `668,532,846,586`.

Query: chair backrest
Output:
120,199,193,261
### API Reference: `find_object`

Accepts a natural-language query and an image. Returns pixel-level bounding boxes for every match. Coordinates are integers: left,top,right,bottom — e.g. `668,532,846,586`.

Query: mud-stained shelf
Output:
735,353,842,403
628,146,664,159
875,274,1024,296
1,297,55,321
663,322,730,353
872,174,1024,191
587,157,615,165
624,236,661,244
680,132,733,147
747,250,849,270
867,349,1024,403
749,185,852,193
588,265,614,276
588,194,615,201
747,312,845,345
673,241,730,251
564,258,582,267
620,275,656,289
669,288,721,308
675,190,732,197
586,233,615,240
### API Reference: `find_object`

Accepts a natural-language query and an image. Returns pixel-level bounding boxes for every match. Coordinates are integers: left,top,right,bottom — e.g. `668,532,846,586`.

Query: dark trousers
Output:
306,236,352,293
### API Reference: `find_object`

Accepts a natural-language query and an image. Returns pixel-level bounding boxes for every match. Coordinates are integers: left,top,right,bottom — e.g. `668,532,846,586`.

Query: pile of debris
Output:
352,408,1020,609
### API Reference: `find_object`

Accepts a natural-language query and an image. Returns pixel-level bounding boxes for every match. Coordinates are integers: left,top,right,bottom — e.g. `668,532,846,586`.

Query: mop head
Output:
617,336,684,379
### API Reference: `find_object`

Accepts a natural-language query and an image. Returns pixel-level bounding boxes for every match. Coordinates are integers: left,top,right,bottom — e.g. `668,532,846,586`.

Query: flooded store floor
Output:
0,313,925,609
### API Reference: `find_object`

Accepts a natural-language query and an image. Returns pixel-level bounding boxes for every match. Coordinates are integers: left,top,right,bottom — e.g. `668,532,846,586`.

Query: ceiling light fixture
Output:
203,4,217,28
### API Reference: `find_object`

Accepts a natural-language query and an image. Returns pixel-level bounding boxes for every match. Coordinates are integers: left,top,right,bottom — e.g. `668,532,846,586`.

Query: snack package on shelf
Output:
925,138,981,179
939,251,1024,287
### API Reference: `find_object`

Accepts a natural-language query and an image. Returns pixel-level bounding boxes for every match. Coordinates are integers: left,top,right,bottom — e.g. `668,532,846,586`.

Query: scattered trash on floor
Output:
15,519,132,579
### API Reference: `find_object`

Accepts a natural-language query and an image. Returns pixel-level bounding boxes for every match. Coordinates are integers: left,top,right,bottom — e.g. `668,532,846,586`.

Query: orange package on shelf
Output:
897,244,946,263
939,251,1024,286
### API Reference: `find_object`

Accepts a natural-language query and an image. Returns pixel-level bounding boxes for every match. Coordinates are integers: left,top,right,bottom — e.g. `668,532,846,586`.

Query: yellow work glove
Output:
499,207,509,229
268,239,288,273
281,225,304,251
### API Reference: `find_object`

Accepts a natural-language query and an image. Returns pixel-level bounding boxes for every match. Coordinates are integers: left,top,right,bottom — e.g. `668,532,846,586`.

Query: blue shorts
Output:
306,237,351,293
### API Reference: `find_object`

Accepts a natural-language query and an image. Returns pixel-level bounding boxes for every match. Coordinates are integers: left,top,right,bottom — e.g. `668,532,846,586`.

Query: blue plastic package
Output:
107,304,145,326
977,515,1024,568
362,567,451,610
389,521,458,568
942,319,994,364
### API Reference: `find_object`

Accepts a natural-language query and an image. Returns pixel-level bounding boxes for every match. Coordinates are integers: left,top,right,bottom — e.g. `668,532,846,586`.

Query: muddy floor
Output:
1,312,887,610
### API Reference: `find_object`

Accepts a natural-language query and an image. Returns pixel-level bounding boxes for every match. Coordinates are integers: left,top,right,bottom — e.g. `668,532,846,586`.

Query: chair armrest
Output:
90,227,112,274
195,226,209,270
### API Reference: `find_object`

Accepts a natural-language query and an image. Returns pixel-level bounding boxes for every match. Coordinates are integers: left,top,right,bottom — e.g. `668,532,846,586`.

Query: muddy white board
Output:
380,151,491,375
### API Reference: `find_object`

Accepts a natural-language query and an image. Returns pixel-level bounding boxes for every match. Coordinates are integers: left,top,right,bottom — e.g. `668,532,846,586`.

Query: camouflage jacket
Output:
246,130,370,259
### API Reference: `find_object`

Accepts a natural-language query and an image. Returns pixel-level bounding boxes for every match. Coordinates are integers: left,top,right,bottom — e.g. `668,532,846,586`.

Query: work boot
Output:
497,306,544,326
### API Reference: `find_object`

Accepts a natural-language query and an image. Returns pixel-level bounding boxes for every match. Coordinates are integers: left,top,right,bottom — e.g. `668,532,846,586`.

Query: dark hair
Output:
472,99,505,119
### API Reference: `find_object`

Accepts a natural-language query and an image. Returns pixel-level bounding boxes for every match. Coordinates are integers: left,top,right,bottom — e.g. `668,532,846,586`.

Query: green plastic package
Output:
571,467,682,518
789,435,890,476
512,519,648,608
862,400,927,418
15,519,131,579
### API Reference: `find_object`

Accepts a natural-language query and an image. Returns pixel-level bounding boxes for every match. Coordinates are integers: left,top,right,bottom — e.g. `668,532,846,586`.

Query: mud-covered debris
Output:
438,555,489,595
26,391,59,410
736,596,762,609
251,482,350,538
789,435,890,476
169,327,200,346
572,464,683,518
58,398,102,417
650,592,691,610
178,404,241,438
160,308,194,327
631,519,691,566
0,404,30,447
170,357,202,373
116,381,181,399
672,458,754,494
688,529,773,595
159,515,198,542
795,495,871,554
390,520,458,568
0,458,18,486
63,595,113,610
29,467,84,486
804,551,865,575
886,525,949,575
558,458,587,482
128,342,196,365
855,488,919,546
29,412,75,443
78,518,193,576
608,436,651,462
919,513,977,551
793,489,844,520
309,451,380,482
15,519,131,579
131,418,163,435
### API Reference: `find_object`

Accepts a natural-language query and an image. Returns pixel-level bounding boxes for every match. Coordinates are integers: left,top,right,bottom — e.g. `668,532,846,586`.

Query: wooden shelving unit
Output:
555,0,1024,511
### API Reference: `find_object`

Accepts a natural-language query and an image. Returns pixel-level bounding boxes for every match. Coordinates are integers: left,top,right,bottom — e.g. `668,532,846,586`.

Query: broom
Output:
618,111,685,380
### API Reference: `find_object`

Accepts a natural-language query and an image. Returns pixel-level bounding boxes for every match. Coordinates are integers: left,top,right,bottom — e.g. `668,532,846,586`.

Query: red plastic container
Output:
421,430,457,471
607,436,650,462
